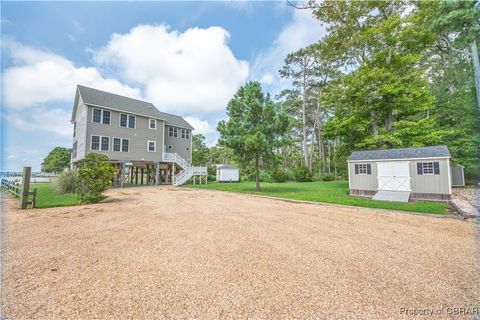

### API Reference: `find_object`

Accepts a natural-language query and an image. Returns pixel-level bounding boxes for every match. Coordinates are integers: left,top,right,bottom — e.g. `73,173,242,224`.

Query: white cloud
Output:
92,24,249,114
251,9,326,94
2,40,140,110
5,107,72,137
185,116,216,136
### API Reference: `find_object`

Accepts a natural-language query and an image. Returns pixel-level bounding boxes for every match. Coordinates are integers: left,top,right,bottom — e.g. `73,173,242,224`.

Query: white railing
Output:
162,152,207,186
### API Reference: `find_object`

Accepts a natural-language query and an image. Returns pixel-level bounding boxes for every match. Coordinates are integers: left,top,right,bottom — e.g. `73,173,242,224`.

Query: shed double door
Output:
377,161,411,192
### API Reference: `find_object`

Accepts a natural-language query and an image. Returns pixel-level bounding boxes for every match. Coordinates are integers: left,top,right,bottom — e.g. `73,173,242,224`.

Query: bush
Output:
77,153,116,204
293,165,312,182
271,167,289,183
53,170,79,194
320,173,336,181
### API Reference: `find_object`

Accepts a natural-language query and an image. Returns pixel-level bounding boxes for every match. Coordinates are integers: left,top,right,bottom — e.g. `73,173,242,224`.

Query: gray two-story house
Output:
71,85,207,186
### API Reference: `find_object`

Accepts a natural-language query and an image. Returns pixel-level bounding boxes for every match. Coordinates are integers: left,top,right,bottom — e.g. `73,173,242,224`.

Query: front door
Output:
377,161,411,191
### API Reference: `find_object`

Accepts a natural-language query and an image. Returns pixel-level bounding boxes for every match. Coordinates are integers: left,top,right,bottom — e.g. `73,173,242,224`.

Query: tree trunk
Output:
370,111,379,136
385,110,393,132
255,155,260,192
471,39,480,114
302,93,308,168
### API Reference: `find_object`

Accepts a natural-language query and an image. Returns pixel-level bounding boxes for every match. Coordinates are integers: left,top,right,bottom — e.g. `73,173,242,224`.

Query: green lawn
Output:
187,181,448,214
31,183,79,208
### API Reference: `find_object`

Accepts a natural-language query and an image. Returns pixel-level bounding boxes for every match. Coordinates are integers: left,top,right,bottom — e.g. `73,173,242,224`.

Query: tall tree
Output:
310,1,448,163
41,147,72,173
426,0,480,112
191,134,209,166
280,47,317,169
218,82,289,191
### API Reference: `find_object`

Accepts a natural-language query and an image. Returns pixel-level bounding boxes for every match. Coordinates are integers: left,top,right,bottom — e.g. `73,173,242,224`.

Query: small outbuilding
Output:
216,164,239,182
348,145,452,202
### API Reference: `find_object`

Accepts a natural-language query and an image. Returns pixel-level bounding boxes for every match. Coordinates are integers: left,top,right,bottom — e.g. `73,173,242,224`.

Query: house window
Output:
93,109,102,123
93,108,110,124
417,162,439,175
128,115,135,128
120,114,128,127
149,119,157,129
113,138,121,152
91,135,100,150
169,127,174,137
101,137,109,151
102,110,111,125
173,127,178,138
121,139,129,152
72,141,77,159
147,141,156,152
181,129,190,139
120,113,135,128
354,163,371,175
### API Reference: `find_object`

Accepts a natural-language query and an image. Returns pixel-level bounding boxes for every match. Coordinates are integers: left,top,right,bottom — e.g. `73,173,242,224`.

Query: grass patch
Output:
31,183,79,208
186,181,448,214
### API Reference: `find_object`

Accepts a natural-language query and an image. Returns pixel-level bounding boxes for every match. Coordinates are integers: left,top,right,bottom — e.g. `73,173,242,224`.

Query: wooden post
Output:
135,167,139,185
141,168,144,185
20,166,31,209
156,162,160,186
120,163,125,188
130,165,133,184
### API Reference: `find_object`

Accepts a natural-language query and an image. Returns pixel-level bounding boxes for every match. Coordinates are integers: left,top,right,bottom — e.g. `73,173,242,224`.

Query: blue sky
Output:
1,1,325,172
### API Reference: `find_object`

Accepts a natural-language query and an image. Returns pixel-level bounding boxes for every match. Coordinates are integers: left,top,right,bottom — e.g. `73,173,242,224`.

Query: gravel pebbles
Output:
1,187,479,319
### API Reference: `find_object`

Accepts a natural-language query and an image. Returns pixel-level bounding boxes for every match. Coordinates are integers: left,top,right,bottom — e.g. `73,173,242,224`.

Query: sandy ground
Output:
1,186,479,319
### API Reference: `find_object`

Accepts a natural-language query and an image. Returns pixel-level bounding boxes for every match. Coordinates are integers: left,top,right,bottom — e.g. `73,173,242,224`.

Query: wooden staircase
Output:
163,152,207,186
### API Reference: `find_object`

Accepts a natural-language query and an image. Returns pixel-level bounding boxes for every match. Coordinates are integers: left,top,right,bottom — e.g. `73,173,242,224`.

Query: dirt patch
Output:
1,187,479,319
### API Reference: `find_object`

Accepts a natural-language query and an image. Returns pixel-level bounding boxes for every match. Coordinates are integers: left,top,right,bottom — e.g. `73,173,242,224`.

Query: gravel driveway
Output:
1,187,479,319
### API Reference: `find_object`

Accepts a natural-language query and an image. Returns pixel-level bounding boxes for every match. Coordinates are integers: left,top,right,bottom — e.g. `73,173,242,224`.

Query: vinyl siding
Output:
348,161,377,191
71,96,87,162
410,158,451,195
84,106,164,162
348,158,451,195
164,125,192,163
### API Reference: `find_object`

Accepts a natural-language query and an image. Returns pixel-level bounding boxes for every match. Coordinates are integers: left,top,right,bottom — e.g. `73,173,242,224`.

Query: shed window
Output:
417,162,440,175
354,163,371,175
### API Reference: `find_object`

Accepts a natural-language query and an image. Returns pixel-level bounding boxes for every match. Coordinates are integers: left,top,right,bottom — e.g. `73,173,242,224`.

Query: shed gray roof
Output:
216,164,238,169
348,146,450,161
72,85,194,129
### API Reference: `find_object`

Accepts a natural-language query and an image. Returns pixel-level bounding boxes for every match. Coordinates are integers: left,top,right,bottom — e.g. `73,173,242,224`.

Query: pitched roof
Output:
348,145,450,161
72,85,193,129
216,164,238,169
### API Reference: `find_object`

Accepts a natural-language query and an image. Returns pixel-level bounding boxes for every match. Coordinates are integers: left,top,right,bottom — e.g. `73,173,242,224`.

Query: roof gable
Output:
73,85,193,129
348,146,450,161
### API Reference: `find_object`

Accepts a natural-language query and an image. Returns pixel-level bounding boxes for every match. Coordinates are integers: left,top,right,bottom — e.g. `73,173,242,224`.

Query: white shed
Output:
216,164,239,182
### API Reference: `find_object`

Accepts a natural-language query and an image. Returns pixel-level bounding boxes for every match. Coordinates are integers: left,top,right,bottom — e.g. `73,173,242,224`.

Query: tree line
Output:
200,0,479,190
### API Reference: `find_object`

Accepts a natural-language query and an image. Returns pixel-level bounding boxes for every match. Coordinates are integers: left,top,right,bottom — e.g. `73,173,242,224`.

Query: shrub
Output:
294,165,312,182
53,170,79,194
320,173,336,181
271,167,289,183
77,153,116,204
